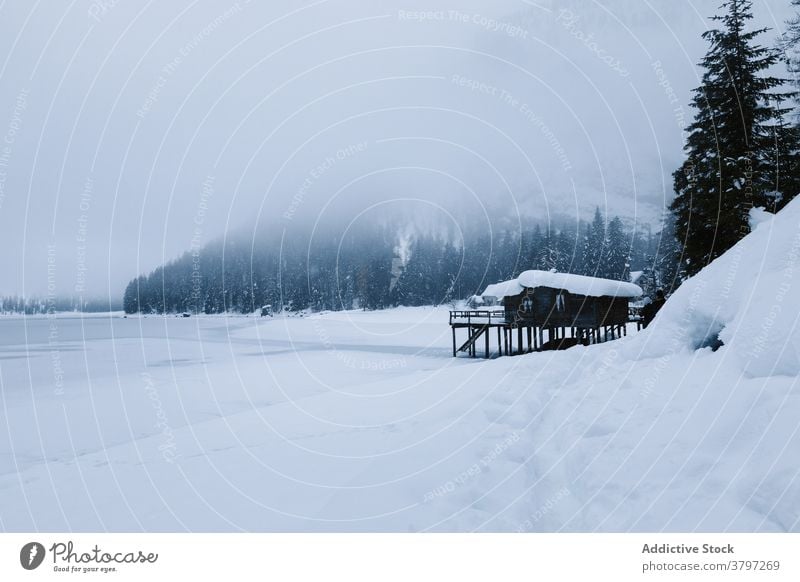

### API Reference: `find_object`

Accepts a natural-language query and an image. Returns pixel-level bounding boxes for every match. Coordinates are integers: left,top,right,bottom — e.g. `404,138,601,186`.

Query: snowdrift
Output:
631,198,800,378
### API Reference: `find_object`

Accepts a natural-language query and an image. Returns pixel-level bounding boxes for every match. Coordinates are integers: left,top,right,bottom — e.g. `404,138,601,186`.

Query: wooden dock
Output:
449,309,629,358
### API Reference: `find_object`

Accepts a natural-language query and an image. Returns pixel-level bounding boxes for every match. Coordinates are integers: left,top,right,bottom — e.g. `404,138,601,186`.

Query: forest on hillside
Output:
0,296,121,315
122,208,681,315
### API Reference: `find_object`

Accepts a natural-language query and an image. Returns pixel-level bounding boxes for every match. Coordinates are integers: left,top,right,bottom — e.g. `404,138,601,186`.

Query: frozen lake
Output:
0,309,516,532
1,304,797,533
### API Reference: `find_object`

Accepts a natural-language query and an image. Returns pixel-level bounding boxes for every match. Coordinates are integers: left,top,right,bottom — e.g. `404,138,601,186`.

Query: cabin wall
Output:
503,287,630,328
594,297,629,326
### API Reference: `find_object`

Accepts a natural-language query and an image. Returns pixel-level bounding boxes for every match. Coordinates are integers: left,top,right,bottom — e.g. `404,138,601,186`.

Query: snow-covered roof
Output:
481,270,642,299
519,270,643,297
629,270,644,284
481,279,524,299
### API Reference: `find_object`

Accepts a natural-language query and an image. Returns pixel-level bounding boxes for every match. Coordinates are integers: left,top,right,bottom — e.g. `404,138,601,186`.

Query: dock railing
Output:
449,309,507,326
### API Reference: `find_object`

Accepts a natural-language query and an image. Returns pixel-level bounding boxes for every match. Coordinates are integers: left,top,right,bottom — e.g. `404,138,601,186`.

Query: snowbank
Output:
631,198,800,378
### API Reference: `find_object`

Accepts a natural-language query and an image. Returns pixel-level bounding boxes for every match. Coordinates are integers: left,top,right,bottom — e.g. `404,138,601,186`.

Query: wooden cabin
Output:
450,270,642,358
502,271,636,330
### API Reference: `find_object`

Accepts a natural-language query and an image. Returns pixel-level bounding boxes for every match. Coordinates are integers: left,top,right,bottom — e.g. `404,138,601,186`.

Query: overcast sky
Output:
0,0,793,298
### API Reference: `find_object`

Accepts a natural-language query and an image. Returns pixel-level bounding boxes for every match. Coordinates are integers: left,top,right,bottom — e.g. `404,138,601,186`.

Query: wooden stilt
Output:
470,327,475,357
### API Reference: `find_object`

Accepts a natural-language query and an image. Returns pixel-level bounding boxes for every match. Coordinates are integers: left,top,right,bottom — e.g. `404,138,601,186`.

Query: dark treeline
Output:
123,208,680,314
0,296,122,315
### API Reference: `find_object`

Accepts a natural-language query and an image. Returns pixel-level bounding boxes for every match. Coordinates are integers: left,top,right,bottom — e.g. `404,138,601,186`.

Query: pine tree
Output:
517,227,536,275
123,276,146,313
581,208,606,276
393,237,434,306
493,232,518,282
655,211,685,295
526,225,544,271
784,0,800,76
604,216,630,280
438,242,461,304
764,94,800,212
672,0,794,276
556,225,579,273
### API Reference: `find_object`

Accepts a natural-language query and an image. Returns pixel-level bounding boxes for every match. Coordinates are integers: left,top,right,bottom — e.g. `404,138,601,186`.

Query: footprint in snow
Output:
584,423,616,438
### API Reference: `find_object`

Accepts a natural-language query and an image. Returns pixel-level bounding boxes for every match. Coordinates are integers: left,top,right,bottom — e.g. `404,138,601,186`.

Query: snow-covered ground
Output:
2,202,800,532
